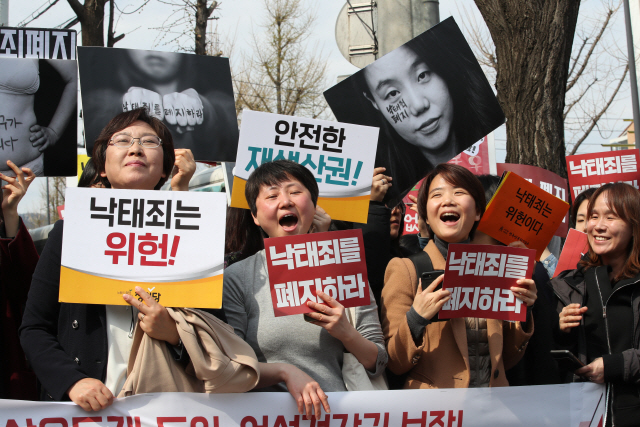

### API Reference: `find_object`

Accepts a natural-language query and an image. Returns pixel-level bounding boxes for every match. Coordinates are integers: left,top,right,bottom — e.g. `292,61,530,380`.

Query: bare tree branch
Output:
564,77,598,120
152,0,220,55
462,0,627,163
567,36,588,82
234,0,328,119
569,64,629,155
566,4,617,93
65,0,109,46
66,0,84,18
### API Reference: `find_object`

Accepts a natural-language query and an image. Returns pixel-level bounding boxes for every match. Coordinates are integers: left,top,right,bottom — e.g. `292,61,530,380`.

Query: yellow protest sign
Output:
60,188,226,308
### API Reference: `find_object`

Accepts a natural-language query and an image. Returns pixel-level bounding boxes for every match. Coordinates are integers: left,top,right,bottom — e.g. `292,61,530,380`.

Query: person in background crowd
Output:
0,160,38,399
223,160,387,419
19,108,206,411
570,188,597,232
382,164,536,389
544,187,597,279
353,167,421,308
224,207,264,268
552,182,640,426
77,158,105,189
405,194,430,251
471,174,561,386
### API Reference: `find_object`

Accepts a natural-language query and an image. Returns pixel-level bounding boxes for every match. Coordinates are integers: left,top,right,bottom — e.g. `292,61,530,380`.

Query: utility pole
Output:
0,0,8,26
623,0,640,149
46,177,51,225
378,0,439,56
336,0,439,69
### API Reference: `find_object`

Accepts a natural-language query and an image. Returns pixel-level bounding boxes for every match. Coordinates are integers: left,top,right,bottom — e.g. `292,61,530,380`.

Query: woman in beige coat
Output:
381,164,537,389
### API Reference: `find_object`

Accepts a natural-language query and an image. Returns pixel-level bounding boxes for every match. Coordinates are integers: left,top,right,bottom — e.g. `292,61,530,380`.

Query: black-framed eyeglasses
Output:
108,135,162,148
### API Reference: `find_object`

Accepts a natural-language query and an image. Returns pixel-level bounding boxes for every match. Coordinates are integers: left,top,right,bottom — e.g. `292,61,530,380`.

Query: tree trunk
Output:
195,0,218,55
474,0,581,177
107,0,124,47
67,0,108,47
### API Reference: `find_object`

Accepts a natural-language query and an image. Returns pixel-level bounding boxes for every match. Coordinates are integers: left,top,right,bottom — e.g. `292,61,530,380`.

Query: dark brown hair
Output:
91,108,175,190
580,182,640,281
77,158,101,188
225,206,264,259
417,163,486,240
570,187,597,228
245,159,319,216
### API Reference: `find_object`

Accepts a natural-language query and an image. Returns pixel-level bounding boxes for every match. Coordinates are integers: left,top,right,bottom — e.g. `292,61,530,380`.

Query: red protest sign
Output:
440,244,535,322
402,179,424,235
447,135,494,175
553,229,589,278
566,149,640,201
264,229,370,317
497,163,569,237
477,172,570,260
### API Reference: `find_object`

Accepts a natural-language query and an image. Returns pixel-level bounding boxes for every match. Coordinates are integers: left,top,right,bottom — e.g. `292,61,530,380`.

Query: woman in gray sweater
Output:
223,160,387,420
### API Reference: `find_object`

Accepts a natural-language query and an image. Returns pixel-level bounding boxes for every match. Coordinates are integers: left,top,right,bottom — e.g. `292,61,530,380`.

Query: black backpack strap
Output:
407,251,433,289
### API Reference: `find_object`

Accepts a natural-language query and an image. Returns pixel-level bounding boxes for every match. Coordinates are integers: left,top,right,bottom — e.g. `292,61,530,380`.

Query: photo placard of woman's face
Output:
324,17,505,205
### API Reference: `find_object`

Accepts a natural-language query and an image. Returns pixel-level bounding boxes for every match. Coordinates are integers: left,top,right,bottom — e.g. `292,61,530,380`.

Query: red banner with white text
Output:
440,244,535,322
264,229,370,317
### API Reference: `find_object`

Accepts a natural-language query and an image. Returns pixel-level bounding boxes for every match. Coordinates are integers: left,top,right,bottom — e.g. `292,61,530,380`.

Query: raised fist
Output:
122,87,164,120
163,88,204,128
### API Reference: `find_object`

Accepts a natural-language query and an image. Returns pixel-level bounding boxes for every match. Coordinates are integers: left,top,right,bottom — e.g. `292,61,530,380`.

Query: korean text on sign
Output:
233,110,378,197
244,146,364,188
90,197,201,230
89,197,201,268
264,229,370,317
497,163,569,237
440,243,535,322
503,187,551,236
566,149,640,200
60,188,227,308
0,27,76,59
477,171,570,260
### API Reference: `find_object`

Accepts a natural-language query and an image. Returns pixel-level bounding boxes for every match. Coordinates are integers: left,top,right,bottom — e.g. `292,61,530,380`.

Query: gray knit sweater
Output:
223,250,388,392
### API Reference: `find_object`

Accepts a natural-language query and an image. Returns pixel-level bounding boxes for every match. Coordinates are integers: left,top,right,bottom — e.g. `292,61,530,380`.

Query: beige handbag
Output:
119,308,259,396
342,306,388,391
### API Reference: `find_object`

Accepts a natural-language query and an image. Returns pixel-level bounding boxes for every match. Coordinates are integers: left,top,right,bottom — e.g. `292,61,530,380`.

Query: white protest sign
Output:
0,384,604,427
231,110,379,223
60,188,226,308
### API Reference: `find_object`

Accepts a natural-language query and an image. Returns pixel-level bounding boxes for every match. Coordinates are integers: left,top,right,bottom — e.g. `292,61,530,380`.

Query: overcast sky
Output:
9,0,634,215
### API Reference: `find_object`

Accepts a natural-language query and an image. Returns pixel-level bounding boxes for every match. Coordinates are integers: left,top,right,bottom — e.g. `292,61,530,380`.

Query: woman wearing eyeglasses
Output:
19,109,203,411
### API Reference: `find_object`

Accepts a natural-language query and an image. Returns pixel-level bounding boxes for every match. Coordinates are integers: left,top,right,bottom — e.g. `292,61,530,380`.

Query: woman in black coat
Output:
552,183,640,426
19,109,200,411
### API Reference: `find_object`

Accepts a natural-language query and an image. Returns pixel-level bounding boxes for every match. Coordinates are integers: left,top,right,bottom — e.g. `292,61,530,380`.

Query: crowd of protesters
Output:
0,108,639,426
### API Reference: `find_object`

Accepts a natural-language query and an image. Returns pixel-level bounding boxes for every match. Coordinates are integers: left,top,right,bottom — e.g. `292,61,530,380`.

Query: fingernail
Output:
123,294,129,301
135,286,142,292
